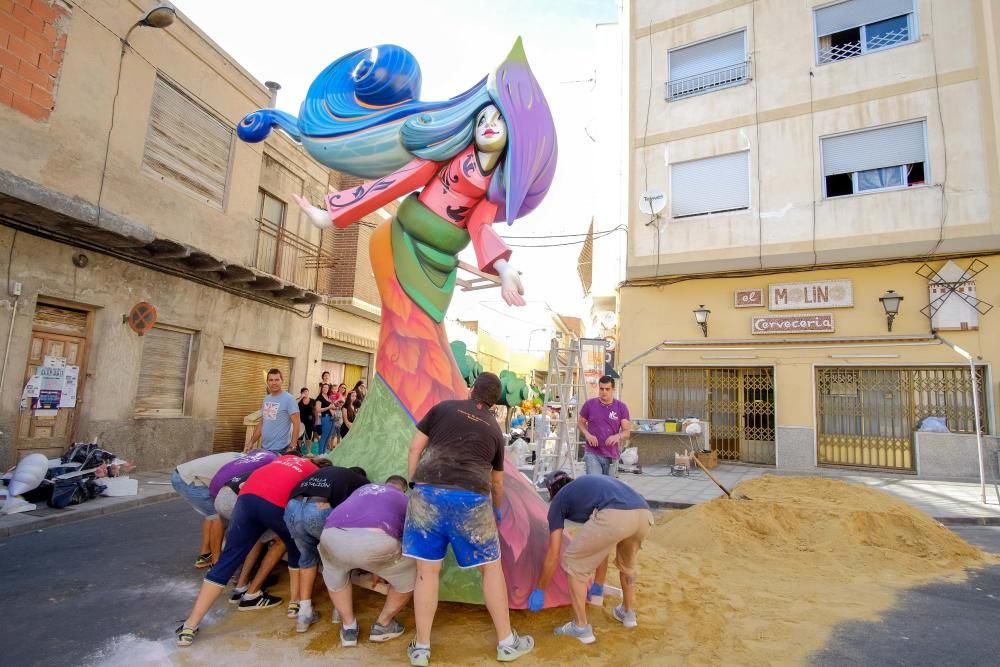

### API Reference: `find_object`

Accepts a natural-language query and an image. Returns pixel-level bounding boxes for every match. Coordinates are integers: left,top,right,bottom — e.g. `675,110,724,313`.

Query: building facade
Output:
0,1,379,469
621,0,1000,477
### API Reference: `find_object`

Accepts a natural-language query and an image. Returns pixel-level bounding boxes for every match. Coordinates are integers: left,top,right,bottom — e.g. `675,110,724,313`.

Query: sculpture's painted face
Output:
474,105,507,153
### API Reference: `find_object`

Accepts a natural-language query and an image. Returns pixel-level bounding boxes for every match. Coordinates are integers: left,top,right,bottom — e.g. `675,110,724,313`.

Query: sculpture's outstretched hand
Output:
494,259,526,307
291,194,332,229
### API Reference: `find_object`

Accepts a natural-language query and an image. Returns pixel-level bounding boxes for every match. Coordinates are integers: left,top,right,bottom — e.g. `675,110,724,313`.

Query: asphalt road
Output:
2,500,998,666
812,526,1000,667
0,498,204,667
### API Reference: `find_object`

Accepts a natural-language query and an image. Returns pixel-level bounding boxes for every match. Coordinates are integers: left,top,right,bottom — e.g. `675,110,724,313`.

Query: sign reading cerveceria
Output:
769,280,853,310
752,313,835,335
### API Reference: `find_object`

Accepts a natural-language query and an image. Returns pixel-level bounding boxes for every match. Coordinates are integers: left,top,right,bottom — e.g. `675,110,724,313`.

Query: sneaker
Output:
370,618,405,642
286,602,300,618
296,610,320,633
554,620,595,644
407,639,430,666
228,587,248,604
340,624,360,647
194,553,214,569
331,608,341,625
496,630,534,661
612,604,638,628
175,625,198,647
237,591,282,611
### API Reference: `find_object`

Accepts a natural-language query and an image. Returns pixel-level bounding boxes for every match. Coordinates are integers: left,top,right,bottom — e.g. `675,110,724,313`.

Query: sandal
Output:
287,602,300,618
175,625,199,647
194,553,214,569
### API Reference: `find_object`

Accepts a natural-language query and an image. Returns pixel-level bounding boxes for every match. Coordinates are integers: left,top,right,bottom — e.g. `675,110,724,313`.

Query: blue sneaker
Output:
554,620,595,644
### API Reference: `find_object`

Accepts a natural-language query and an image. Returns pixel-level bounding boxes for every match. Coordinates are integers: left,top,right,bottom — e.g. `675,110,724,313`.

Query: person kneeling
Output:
319,475,415,647
527,471,654,644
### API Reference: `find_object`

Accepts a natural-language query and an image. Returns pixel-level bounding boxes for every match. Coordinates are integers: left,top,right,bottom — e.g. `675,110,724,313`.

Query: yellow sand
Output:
174,476,996,666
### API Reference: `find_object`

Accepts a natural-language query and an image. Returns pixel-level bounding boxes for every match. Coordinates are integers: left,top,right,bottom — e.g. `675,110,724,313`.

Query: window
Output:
666,31,748,101
821,120,927,198
815,0,916,64
670,151,750,218
254,189,286,274
135,325,194,417
143,76,233,208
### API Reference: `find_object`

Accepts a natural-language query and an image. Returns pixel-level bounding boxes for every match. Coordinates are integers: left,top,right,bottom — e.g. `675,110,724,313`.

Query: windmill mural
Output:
916,259,993,331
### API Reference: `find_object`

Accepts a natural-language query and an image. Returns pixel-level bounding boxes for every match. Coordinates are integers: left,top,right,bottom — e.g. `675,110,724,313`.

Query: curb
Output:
0,489,179,539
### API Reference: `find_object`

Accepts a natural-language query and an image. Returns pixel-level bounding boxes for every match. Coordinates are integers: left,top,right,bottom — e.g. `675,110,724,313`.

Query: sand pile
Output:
173,476,994,667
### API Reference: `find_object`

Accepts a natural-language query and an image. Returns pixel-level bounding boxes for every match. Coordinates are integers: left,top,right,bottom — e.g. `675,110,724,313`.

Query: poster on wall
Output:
33,364,64,410
579,338,609,398
59,365,79,408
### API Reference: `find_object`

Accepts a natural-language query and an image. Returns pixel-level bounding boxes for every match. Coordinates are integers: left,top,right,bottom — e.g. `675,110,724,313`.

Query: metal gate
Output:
648,367,775,464
213,348,292,452
816,366,987,470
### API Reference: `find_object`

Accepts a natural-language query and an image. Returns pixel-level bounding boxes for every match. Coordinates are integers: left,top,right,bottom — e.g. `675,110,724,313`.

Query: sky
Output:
174,0,622,352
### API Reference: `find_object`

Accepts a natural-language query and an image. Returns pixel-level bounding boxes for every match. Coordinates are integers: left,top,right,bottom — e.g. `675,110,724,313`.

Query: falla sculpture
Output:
238,38,568,608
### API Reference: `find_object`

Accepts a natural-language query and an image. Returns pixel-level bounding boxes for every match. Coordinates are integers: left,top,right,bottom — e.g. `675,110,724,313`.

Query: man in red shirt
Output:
175,454,328,646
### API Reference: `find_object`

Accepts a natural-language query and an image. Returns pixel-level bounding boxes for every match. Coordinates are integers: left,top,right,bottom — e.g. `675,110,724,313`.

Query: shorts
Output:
562,507,654,582
171,470,218,519
215,488,277,543
320,527,416,593
401,485,499,569
283,498,332,569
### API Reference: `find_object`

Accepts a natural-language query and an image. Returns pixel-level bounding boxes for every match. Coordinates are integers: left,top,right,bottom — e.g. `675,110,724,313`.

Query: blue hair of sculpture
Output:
237,41,557,224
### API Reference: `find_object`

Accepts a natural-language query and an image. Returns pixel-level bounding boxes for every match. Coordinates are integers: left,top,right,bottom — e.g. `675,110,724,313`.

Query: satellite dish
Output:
638,189,666,215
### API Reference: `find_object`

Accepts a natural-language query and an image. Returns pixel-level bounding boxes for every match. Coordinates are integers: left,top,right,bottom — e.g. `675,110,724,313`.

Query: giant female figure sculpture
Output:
238,39,568,608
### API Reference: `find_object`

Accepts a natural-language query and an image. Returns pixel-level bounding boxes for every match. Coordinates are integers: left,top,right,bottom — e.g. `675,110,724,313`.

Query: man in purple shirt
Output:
578,375,632,476
318,475,415,648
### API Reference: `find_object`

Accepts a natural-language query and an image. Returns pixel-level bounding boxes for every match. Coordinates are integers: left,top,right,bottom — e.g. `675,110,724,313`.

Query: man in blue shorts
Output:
402,372,533,665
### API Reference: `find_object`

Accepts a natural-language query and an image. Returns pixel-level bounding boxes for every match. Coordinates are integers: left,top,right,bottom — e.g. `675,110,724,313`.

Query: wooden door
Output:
17,304,90,461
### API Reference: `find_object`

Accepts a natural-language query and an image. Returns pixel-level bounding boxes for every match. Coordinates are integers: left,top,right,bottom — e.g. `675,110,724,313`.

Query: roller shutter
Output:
135,325,193,416
212,347,292,452
821,121,926,176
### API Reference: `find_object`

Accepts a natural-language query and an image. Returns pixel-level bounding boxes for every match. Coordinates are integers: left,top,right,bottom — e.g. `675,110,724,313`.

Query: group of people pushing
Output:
170,369,653,664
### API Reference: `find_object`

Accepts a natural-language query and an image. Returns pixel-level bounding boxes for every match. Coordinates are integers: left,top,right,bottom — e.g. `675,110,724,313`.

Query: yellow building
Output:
0,1,379,468
621,0,1000,477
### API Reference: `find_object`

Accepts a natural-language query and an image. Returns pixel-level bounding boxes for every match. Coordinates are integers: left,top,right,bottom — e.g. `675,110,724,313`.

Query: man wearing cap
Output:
527,472,654,644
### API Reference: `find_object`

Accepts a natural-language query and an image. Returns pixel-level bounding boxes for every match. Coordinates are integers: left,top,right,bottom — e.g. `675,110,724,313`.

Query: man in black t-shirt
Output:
283,465,369,632
401,373,534,664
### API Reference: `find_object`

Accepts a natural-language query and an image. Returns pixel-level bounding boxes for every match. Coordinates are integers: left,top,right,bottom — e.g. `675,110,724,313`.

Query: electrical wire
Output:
751,0,763,270
923,1,950,259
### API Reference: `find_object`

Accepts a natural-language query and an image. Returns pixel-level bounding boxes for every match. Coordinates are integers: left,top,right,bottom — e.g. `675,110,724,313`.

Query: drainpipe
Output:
264,81,281,109
933,333,987,504
0,295,18,405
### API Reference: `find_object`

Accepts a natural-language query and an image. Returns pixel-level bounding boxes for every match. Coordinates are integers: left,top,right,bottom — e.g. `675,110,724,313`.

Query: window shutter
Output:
135,326,193,416
671,151,750,218
143,77,233,208
814,0,913,37
821,121,926,176
669,31,746,81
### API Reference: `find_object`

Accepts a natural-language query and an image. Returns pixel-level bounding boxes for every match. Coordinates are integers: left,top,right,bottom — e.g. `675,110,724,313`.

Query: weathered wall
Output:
0,228,312,469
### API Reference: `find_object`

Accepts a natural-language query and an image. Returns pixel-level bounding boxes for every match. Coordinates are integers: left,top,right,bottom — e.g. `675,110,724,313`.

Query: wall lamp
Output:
124,2,176,44
878,290,904,332
693,305,711,337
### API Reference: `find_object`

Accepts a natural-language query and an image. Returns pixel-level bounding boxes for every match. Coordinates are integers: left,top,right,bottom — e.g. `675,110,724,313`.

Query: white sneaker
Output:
296,610,320,633
612,604,638,628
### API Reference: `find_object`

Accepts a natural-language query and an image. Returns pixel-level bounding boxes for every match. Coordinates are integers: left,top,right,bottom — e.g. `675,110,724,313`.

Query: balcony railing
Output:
253,218,329,291
665,60,750,101
818,27,910,64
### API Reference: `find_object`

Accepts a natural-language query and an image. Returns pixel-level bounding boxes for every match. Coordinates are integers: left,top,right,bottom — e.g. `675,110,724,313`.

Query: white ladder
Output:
532,337,589,483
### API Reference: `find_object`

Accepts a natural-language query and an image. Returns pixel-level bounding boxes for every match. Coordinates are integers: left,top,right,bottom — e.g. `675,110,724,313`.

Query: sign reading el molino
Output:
752,313,835,335
769,280,853,310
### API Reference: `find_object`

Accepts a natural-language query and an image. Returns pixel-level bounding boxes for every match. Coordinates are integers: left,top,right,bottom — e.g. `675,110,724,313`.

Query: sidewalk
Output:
0,470,177,538
616,463,1000,525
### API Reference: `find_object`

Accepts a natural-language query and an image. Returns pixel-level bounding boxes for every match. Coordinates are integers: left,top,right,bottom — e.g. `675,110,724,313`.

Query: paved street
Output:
2,499,999,666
